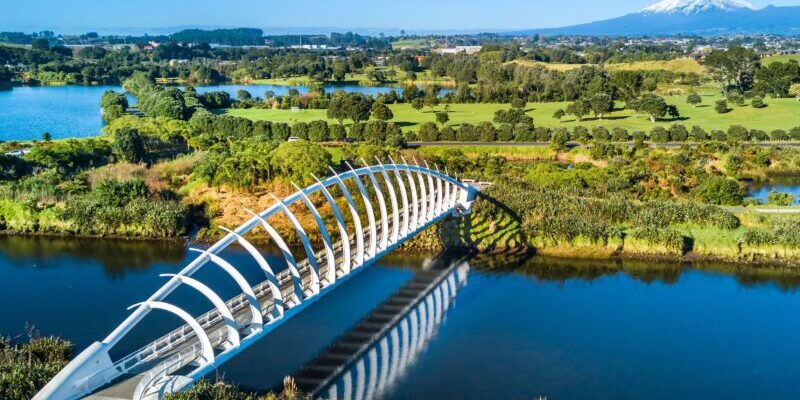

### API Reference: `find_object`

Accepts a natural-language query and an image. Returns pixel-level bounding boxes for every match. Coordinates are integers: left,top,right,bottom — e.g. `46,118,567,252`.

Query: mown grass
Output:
250,76,313,86
227,86,800,132
391,39,429,49
605,58,706,74
763,54,800,65
506,60,586,72
509,57,705,74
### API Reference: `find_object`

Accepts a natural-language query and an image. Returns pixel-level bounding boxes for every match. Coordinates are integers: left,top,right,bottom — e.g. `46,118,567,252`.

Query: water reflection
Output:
0,236,186,279
295,253,470,399
473,252,800,292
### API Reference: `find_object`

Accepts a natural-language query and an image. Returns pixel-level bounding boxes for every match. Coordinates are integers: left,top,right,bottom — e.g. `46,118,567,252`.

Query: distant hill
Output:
509,0,800,36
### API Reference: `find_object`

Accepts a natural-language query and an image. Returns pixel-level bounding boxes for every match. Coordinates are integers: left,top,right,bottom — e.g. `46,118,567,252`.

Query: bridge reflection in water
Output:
294,253,471,399
36,161,482,400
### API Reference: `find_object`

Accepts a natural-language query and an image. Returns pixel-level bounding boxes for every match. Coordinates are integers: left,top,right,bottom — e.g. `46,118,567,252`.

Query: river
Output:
0,83,408,142
4,237,800,399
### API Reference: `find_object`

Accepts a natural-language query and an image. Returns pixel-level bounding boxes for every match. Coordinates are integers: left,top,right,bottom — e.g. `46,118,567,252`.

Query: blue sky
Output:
2,0,798,33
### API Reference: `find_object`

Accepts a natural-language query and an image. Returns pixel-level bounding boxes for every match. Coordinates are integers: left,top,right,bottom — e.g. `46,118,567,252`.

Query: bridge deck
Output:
91,200,443,399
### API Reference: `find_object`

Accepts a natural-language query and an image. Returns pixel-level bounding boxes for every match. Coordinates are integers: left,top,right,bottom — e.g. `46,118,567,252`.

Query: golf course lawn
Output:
224,89,800,132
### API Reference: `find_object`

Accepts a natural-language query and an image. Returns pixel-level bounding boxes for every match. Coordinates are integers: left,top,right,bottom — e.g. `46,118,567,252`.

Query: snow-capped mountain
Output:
640,0,756,15
507,1,800,36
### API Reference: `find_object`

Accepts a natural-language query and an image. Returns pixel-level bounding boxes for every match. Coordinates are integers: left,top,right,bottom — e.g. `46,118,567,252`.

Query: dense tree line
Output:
171,28,265,46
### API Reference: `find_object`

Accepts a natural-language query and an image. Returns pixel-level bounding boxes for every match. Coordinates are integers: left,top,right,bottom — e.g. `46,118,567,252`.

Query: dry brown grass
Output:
87,162,147,186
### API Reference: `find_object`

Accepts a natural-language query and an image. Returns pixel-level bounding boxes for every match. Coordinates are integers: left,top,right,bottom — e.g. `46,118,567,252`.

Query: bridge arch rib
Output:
33,161,480,400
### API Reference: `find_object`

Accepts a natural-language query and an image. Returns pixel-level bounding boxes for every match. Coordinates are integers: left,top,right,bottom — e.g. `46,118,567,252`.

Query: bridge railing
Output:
34,160,479,400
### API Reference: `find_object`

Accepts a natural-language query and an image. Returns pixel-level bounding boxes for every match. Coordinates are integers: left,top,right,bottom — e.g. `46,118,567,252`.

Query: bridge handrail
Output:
113,224,378,374
35,162,478,400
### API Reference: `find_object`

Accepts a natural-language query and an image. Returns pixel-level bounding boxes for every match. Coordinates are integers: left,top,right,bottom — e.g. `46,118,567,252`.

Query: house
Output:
434,46,482,55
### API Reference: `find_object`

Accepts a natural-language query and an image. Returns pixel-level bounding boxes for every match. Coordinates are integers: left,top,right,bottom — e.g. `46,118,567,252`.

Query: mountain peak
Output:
640,0,757,15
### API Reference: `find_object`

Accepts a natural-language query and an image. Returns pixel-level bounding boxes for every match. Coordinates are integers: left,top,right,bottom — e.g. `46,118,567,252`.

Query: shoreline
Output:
3,227,798,270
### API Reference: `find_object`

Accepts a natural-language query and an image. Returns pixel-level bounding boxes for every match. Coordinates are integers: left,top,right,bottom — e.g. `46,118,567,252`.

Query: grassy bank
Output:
444,188,800,266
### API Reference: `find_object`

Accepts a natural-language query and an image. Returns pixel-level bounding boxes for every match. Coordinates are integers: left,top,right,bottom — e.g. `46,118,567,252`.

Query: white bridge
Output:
35,158,481,400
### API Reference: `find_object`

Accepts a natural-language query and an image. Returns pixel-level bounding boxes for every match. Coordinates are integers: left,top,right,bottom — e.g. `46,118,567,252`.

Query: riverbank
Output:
393,186,800,268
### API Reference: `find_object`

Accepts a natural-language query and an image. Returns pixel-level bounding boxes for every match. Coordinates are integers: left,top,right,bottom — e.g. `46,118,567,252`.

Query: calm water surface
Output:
3,238,800,399
0,84,406,141
749,177,800,205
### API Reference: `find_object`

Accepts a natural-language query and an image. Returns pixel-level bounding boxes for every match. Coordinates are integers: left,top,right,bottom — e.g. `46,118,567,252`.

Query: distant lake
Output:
0,83,413,141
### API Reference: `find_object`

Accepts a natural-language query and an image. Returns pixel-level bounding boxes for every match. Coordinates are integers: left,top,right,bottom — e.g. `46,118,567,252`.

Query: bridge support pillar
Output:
455,184,481,215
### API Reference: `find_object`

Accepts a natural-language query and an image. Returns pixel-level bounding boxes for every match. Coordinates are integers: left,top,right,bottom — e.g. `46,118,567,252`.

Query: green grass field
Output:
507,60,586,72
391,39,429,50
762,54,800,65
226,88,800,132
509,57,706,74
605,58,706,74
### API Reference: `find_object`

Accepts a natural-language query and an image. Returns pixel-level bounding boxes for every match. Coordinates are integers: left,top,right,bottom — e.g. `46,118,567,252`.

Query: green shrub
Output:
692,177,745,206
767,191,794,206
715,100,730,114
0,336,73,400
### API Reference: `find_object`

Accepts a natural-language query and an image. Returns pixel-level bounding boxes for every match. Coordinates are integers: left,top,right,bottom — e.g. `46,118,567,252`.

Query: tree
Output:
550,128,569,151
122,71,154,96
638,94,668,123
511,97,527,109
727,125,750,142
703,46,760,96
611,70,646,100
112,128,146,163
790,84,800,101
692,177,744,206
667,104,680,120
327,94,347,124
611,127,629,142
236,89,252,101
138,88,186,119
343,93,373,124
752,97,767,109
690,126,708,141
650,126,670,143
403,84,420,101
100,91,129,123
330,124,347,141
755,61,800,98
552,109,566,121
41,132,52,142
587,93,613,120
371,100,394,121
307,120,330,142
565,99,590,122
435,112,450,126
715,100,730,114
31,38,50,51
199,91,232,109
668,124,689,142
770,129,788,141
687,93,702,108
411,98,424,112
269,140,332,185
728,92,746,106
418,122,439,142
423,93,439,111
